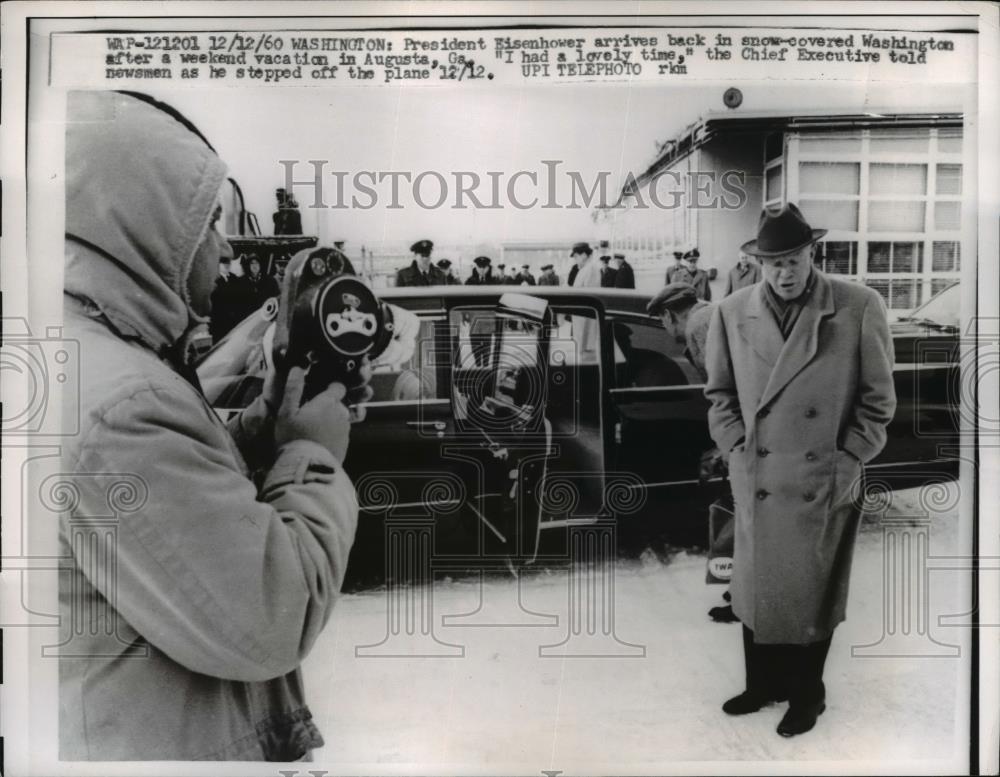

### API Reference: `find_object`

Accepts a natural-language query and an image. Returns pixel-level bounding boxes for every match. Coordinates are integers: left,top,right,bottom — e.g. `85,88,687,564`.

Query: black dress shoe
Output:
709,604,740,623
722,691,771,715
777,701,826,736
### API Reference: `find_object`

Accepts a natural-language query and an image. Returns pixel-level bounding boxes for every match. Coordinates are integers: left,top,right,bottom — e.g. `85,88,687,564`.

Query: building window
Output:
868,241,923,274
798,132,862,154
765,164,783,204
932,241,961,272
936,164,962,195
788,126,962,310
866,278,920,310
814,241,857,274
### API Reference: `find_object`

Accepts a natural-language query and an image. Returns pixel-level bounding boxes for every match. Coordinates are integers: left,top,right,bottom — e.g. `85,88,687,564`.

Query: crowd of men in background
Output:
209,253,280,341
394,238,641,290
210,231,762,342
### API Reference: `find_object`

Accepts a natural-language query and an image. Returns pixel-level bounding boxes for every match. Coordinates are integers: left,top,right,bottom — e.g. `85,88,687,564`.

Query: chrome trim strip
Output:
610,385,704,394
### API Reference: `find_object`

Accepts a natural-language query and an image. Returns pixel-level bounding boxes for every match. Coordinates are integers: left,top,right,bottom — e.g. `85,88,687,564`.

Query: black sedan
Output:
198,283,962,588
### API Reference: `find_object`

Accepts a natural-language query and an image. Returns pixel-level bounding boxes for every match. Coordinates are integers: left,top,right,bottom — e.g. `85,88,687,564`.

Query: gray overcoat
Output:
704,271,896,643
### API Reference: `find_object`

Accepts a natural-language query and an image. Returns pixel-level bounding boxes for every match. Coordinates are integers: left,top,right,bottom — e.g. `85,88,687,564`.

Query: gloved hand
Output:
262,347,373,424
698,446,728,483
274,365,352,461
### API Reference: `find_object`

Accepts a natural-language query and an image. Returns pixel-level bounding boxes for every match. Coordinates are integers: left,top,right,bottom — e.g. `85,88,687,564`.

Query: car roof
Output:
376,284,655,317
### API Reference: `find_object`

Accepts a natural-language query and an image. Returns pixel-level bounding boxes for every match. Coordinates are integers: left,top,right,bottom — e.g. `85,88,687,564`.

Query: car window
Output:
368,317,446,402
609,316,696,387
197,306,448,408
452,306,601,368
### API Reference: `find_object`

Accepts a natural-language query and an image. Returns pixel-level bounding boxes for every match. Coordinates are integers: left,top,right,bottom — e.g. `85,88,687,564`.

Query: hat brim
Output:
740,229,827,258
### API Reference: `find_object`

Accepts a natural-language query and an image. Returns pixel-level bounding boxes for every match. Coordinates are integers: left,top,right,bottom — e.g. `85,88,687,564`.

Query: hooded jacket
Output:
60,91,358,761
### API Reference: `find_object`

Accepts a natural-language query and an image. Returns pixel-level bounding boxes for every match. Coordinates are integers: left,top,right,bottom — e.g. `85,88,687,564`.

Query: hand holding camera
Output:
274,365,353,461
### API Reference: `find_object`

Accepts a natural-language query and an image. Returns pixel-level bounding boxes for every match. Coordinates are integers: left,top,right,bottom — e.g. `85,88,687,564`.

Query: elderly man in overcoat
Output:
704,203,896,737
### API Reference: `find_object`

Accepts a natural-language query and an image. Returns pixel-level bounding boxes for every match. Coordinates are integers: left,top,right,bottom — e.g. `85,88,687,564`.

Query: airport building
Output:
602,110,965,309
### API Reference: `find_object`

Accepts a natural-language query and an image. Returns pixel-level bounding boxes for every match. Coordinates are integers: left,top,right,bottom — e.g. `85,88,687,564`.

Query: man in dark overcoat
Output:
725,250,762,296
704,203,896,737
612,252,636,289
395,239,446,286
537,264,560,286
666,248,711,300
466,255,498,285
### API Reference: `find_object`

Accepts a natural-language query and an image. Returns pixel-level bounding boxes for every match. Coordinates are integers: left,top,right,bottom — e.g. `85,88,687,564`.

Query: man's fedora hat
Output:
540,264,554,271
741,203,827,258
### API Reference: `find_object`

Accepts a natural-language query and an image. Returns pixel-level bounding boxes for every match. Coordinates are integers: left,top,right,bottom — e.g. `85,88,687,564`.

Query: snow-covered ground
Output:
302,485,970,774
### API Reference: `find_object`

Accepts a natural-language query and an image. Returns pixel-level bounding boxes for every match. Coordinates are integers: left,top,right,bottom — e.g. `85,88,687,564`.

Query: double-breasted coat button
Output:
757,447,770,457
756,489,769,500
805,407,818,418
804,492,816,502
805,451,817,461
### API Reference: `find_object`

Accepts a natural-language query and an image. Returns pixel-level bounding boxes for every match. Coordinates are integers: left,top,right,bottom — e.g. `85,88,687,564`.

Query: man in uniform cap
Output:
516,264,537,286
705,202,895,737
396,239,446,287
612,252,636,290
666,247,711,300
466,255,497,285
537,264,560,286
725,250,762,296
502,264,519,285
436,258,460,285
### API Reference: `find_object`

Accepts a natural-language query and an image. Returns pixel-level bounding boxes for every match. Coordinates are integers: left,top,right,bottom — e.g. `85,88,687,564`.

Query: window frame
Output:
784,127,962,310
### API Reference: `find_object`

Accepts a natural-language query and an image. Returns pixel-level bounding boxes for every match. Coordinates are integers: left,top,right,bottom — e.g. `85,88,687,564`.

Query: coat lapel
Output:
759,271,836,409
737,283,784,369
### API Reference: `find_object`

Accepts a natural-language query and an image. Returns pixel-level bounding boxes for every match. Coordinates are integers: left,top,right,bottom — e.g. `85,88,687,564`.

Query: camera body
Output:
271,247,394,400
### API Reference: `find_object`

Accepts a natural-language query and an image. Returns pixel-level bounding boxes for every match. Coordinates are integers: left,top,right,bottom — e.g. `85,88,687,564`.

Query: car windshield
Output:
898,283,959,330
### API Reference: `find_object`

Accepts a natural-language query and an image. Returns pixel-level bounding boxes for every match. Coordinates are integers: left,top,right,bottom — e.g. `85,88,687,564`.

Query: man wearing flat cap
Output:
666,247,711,300
648,282,734,622
466,255,498,285
646,282,714,382
537,264,560,286
704,203,896,737
396,239,446,287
